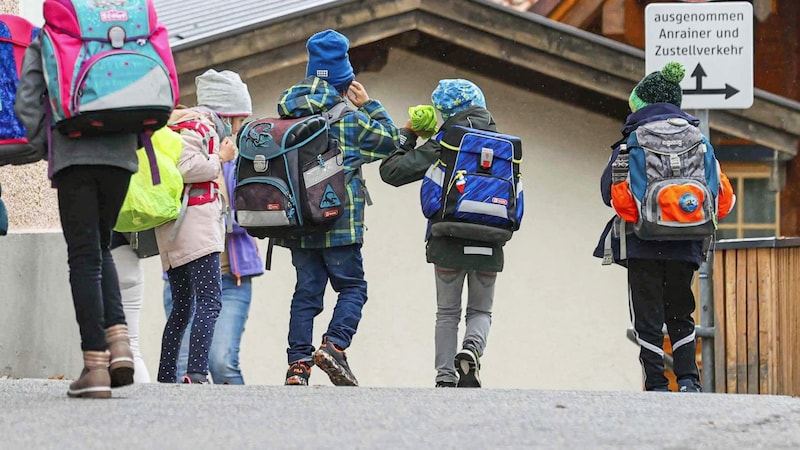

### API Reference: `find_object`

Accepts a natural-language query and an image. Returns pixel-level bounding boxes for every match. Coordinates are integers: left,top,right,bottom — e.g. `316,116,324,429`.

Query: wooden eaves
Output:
167,0,800,157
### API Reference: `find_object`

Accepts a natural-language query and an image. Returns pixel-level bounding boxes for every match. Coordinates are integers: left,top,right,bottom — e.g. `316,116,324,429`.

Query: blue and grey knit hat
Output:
431,79,486,121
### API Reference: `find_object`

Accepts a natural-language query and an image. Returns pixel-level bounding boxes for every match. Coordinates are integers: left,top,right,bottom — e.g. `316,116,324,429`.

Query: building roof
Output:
151,0,800,157
153,0,341,48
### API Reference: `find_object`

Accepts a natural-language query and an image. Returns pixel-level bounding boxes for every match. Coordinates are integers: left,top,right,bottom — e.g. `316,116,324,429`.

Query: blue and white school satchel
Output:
420,125,523,242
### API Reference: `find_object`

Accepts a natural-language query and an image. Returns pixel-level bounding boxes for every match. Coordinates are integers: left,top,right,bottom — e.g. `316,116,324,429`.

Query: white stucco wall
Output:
130,48,639,389
19,0,43,25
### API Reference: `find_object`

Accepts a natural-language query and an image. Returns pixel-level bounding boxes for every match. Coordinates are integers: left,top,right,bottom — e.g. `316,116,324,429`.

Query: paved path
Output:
3,379,800,449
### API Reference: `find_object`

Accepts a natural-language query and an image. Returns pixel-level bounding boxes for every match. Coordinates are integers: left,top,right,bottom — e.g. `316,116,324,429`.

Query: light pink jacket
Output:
155,109,226,270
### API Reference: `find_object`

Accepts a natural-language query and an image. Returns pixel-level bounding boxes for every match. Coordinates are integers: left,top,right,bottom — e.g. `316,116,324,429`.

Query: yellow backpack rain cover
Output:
115,127,183,232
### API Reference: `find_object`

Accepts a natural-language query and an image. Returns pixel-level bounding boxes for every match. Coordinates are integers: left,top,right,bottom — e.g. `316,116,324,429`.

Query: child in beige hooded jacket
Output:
154,69,250,383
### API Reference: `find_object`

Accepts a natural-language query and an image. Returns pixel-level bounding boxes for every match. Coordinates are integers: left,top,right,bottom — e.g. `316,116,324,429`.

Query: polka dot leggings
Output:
157,252,222,383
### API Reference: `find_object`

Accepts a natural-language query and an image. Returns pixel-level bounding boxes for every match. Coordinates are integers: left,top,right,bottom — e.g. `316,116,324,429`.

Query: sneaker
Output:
435,381,457,388
678,379,702,393
285,362,311,386
455,347,481,388
313,338,358,387
181,373,210,384
67,351,112,399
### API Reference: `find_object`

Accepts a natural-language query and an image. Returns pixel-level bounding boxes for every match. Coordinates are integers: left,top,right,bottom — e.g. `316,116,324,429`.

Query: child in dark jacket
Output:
593,62,735,392
380,79,504,388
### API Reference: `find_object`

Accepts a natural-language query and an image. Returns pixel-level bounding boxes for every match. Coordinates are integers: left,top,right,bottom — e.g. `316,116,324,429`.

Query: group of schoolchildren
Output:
6,22,736,397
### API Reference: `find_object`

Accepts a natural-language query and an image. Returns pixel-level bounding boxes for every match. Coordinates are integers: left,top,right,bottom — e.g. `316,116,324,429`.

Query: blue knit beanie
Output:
305,29,355,93
431,79,486,121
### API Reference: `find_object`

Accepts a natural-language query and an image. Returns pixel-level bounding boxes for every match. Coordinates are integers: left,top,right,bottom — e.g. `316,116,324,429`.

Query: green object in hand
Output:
408,105,438,139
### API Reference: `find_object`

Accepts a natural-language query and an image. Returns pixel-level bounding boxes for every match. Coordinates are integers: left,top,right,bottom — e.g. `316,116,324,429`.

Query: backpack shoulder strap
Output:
322,102,353,125
168,119,215,155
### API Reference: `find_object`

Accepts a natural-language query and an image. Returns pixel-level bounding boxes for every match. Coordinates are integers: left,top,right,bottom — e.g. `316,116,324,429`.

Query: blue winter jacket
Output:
592,103,704,268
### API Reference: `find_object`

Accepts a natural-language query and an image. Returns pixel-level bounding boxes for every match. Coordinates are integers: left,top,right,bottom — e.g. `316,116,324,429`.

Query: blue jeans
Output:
163,273,253,384
287,244,367,364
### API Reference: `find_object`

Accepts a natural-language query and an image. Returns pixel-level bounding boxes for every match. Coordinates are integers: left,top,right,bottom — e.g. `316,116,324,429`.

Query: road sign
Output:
645,1,753,109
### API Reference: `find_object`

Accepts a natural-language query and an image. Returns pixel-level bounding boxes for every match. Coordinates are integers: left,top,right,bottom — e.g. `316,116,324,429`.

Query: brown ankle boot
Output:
106,324,135,387
67,350,112,398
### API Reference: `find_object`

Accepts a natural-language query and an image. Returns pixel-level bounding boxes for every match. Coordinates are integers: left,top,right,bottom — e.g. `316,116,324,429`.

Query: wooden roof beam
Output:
601,0,644,47
529,0,563,16
559,0,605,29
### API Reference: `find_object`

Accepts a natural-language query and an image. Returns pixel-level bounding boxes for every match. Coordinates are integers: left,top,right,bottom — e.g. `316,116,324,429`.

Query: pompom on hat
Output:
431,79,486,122
195,69,253,117
629,61,686,112
305,29,355,93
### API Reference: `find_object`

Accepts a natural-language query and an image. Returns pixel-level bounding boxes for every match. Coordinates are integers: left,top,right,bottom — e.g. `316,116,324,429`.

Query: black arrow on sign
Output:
681,63,740,99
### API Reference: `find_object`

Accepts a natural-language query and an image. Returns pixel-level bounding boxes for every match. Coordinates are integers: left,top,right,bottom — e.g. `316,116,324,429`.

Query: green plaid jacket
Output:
274,77,399,248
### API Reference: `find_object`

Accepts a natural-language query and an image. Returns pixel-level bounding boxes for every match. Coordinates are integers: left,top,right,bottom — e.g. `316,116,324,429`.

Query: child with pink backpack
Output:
14,0,179,398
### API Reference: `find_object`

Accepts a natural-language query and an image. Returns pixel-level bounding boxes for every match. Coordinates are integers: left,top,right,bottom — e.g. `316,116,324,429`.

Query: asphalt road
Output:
3,378,800,449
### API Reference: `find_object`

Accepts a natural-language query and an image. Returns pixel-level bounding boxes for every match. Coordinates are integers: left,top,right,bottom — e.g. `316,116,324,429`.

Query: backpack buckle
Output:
254,154,267,173
108,26,126,49
480,147,493,169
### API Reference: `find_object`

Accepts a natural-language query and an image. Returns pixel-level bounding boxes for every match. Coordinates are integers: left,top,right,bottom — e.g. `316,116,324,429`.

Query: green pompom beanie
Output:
628,61,686,112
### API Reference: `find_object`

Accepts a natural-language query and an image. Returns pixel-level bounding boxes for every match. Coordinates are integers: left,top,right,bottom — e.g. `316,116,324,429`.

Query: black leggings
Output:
54,165,132,351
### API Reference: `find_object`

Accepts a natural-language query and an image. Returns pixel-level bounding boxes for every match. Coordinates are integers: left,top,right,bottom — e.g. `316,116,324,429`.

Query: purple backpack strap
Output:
139,131,161,186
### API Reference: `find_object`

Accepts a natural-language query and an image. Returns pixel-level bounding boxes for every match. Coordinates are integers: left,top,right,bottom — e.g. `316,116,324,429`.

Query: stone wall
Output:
0,0,60,232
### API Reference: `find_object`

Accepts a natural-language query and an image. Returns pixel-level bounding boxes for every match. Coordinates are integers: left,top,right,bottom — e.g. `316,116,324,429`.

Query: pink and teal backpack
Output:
41,0,179,137
0,15,41,166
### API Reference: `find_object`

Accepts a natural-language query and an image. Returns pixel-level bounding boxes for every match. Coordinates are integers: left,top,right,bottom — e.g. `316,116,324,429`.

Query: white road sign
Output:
645,1,753,109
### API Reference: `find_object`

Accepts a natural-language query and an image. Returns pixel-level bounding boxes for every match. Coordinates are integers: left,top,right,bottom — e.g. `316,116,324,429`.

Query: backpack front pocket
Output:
635,178,716,240
644,179,713,226
446,172,515,228
75,50,174,113
302,146,345,225
234,177,298,229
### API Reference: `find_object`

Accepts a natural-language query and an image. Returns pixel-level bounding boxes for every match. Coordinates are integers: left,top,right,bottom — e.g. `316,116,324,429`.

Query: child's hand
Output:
218,137,237,163
347,81,370,107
